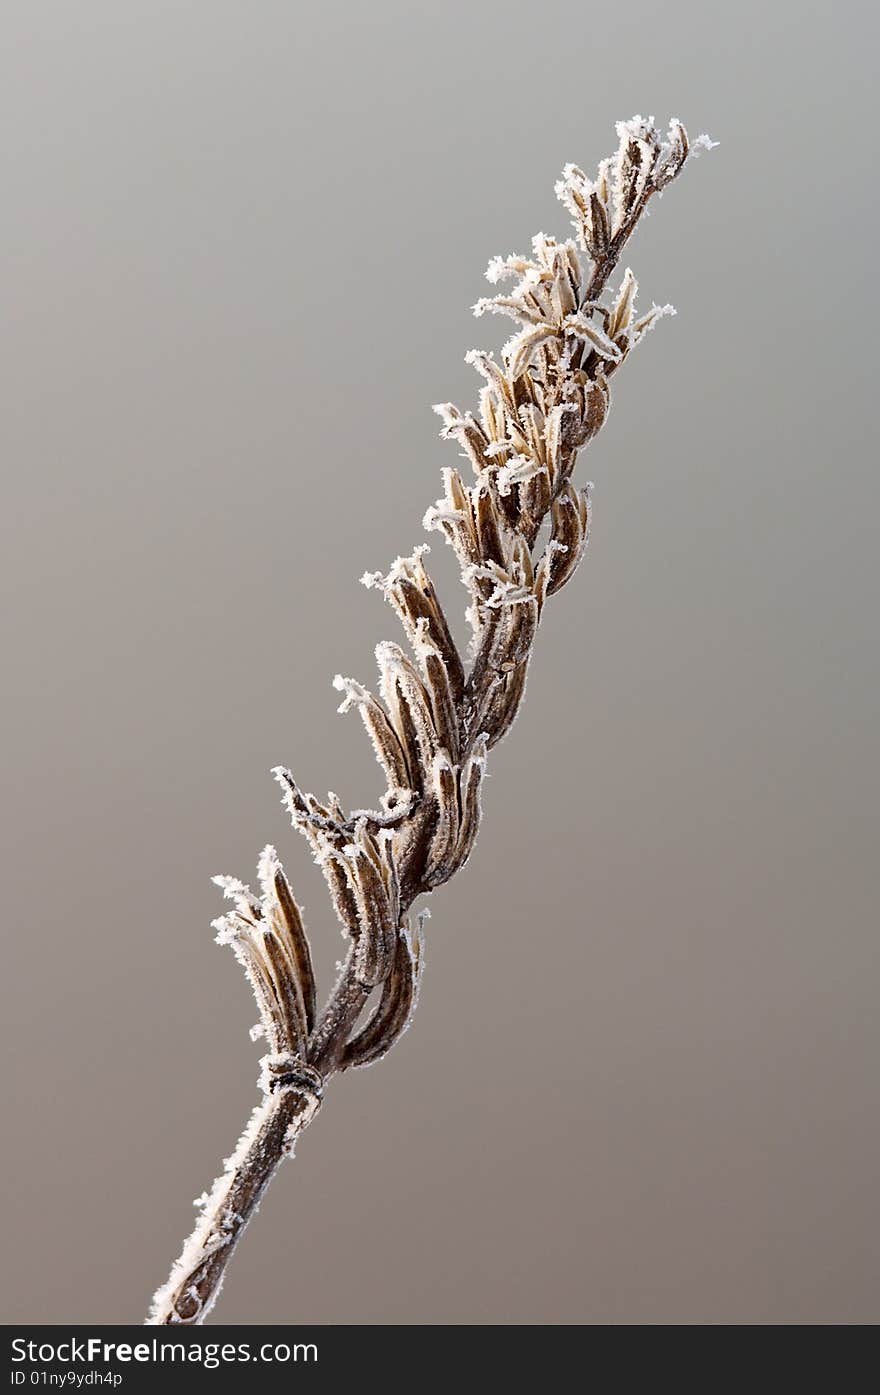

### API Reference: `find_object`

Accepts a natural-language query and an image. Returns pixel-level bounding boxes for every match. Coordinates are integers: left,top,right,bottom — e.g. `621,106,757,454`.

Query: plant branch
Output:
146,114,713,1325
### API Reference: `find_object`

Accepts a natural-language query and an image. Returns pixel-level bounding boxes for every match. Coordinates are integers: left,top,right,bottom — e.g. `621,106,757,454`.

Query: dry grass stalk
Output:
147,114,713,1325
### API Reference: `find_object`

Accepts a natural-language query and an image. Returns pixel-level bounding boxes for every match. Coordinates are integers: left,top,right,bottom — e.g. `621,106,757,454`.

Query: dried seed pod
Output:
258,846,317,1035
212,859,314,1059
504,323,558,380
544,482,591,596
562,311,623,363
415,627,459,763
562,241,582,295
212,920,281,1052
472,479,509,565
509,533,534,590
512,363,545,415
346,840,397,987
479,382,508,446
473,294,546,327
544,402,574,483
589,190,609,258
561,374,609,450
315,844,361,941
487,591,538,672
533,542,565,617
376,641,439,780
628,301,676,347
341,916,425,1071
549,247,577,319
432,402,491,475
670,118,689,161
377,826,401,913
424,749,461,888
465,603,504,713
484,251,538,284
496,453,546,500
423,467,480,576
554,161,617,260
484,657,530,748
517,466,551,531
362,547,465,705
451,735,488,868
376,669,421,792
555,161,589,219
405,574,466,703
654,119,690,189
259,930,311,1059
611,117,659,234
332,674,412,793
608,267,638,341
464,587,535,744
516,399,543,446
464,348,516,411
583,375,611,439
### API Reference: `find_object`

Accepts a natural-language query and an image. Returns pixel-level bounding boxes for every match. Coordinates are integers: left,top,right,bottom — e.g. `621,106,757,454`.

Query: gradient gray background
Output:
2,0,877,1324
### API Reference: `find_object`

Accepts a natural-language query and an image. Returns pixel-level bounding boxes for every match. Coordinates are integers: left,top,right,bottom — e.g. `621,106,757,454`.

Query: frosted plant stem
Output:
146,115,712,1324
149,1090,310,1325
148,970,371,1325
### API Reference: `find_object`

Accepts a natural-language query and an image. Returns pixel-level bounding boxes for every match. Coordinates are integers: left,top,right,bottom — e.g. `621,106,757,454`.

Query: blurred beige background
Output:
2,0,877,1325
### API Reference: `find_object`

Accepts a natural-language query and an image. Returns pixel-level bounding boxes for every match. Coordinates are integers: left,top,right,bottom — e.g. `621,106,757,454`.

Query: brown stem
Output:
148,966,371,1325
147,1088,317,1325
